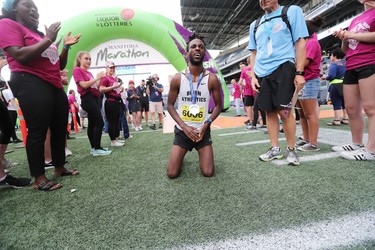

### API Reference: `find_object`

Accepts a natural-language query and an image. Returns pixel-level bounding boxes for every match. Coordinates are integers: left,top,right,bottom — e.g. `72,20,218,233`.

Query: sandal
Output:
341,119,349,125
327,120,341,126
37,180,63,191
56,169,80,177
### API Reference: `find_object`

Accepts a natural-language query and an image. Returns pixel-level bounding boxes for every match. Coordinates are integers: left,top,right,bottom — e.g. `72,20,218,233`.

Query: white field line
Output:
219,131,259,137
236,138,286,146
272,152,339,166
176,211,375,250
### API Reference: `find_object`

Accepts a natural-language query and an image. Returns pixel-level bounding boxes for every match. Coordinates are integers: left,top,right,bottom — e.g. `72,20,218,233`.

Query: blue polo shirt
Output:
248,5,308,77
149,83,163,102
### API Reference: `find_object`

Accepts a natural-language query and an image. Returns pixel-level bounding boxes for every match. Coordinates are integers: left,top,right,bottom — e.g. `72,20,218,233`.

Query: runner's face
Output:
259,0,278,13
188,39,205,66
107,66,115,75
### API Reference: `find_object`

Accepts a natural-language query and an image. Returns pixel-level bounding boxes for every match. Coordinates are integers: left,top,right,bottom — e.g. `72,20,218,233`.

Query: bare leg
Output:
166,145,188,179
197,145,215,177
299,99,319,145
278,108,296,148
358,74,375,152
44,129,52,163
344,84,364,145
265,110,280,147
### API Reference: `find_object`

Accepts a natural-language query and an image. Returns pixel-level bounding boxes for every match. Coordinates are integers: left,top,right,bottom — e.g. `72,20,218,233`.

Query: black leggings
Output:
10,72,68,177
0,99,12,144
105,100,120,140
80,93,104,149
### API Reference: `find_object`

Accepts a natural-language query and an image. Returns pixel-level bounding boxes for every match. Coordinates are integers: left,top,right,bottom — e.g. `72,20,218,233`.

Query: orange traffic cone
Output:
17,108,27,146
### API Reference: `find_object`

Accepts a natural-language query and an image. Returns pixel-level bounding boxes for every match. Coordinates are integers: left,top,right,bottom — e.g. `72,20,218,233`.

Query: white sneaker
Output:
138,126,143,131
111,141,124,147
340,148,375,161
332,143,364,152
65,148,72,157
135,127,140,131
92,148,112,156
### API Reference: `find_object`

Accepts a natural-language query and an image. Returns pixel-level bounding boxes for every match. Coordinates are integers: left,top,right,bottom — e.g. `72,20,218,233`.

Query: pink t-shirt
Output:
72,67,100,97
304,33,322,80
68,94,78,112
0,18,62,88
346,8,375,70
232,83,241,99
240,66,254,96
101,75,121,101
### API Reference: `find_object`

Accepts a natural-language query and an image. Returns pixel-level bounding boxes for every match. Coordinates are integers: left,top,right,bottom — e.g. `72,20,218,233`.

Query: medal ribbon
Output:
187,68,204,104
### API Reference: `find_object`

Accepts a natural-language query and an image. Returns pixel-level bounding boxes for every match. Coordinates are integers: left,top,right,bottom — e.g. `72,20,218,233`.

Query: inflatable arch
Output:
58,7,230,112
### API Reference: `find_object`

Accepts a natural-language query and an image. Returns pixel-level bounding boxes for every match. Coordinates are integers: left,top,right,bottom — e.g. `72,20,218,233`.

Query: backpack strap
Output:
253,5,293,44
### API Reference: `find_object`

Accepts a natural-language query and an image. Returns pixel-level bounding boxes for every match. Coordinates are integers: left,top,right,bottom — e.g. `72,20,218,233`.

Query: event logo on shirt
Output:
41,46,59,65
349,22,370,50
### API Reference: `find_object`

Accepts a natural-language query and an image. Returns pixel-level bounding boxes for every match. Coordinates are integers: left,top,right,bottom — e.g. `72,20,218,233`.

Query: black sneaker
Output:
159,123,163,129
150,124,156,130
0,175,32,188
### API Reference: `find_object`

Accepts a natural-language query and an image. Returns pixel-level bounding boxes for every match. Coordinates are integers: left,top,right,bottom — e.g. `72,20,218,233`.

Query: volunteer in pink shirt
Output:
0,0,80,191
231,79,242,116
72,51,111,156
238,60,255,125
333,0,375,161
296,17,324,152
99,61,124,147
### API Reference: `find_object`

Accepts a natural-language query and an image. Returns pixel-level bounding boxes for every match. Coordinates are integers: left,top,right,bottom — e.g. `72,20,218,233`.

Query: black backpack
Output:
253,5,293,44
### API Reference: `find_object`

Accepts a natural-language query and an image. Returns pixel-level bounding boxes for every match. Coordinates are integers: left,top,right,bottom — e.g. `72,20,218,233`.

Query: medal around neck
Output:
189,104,200,115
187,68,204,116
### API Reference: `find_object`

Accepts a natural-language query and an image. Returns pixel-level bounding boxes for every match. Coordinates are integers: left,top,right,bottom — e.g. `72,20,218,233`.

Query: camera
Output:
146,76,153,86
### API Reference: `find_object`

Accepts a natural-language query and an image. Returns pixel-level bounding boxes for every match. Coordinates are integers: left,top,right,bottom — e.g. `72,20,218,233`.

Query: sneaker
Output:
0,175,32,188
340,148,375,161
116,138,126,143
135,127,140,132
259,147,283,162
150,124,156,130
286,147,300,166
111,141,124,147
65,148,72,157
297,143,320,152
245,125,257,130
296,139,308,147
92,148,112,156
138,125,143,131
259,125,267,129
159,123,163,129
332,143,364,152
1,160,19,169
244,119,250,125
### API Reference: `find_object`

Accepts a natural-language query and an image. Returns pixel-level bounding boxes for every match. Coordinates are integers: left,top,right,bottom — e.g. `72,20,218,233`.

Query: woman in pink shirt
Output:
0,0,80,191
296,17,324,152
333,0,375,161
72,52,111,156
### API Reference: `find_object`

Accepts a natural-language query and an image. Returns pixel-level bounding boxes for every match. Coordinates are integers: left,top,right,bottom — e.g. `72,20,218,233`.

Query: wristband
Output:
63,44,71,50
204,117,213,125
295,71,304,76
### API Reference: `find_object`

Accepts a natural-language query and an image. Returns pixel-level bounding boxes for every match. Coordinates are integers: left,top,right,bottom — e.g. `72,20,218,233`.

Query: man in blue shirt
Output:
146,74,164,130
248,0,308,165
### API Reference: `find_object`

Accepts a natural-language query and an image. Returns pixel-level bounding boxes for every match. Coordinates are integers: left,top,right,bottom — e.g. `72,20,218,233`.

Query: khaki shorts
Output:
149,101,163,114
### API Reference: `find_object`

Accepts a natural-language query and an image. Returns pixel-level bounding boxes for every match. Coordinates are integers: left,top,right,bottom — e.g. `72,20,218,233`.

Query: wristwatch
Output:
295,71,305,76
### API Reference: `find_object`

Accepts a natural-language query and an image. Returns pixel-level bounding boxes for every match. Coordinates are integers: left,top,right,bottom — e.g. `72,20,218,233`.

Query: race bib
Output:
181,104,205,123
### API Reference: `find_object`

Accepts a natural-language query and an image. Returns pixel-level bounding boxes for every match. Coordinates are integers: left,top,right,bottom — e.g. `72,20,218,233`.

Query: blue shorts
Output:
298,77,320,100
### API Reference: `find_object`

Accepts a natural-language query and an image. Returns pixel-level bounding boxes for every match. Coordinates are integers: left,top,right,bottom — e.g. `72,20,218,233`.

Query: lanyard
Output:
263,18,274,40
187,68,204,104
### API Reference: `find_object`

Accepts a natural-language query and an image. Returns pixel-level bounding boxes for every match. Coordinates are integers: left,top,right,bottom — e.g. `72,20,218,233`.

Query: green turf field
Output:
1,110,374,249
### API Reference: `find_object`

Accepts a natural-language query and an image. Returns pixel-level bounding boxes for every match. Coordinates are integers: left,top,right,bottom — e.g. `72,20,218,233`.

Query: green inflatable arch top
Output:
58,7,230,111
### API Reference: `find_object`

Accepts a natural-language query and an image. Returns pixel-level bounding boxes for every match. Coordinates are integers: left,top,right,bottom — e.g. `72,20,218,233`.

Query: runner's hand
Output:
182,125,200,142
